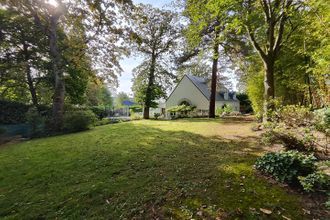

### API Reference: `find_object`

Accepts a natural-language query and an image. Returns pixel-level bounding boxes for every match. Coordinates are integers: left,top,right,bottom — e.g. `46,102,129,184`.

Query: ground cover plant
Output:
0,119,328,219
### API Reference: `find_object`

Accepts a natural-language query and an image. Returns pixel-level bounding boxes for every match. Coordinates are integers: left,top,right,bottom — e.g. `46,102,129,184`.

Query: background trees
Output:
0,0,132,130
0,0,328,126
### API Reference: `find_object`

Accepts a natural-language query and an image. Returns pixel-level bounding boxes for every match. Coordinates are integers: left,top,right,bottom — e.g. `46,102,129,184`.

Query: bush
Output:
314,108,330,132
89,106,107,120
26,107,46,137
154,113,161,119
167,105,196,118
216,105,233,117
261,105,329,154
129,105,143,113
0,100,29,124
255,150,317,184
0,127,6,135
130,111,142,120
298,172,330,192
277,105,314,127
63,110,97,132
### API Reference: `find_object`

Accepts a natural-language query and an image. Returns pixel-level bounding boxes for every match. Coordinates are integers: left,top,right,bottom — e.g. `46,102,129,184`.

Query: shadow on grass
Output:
0,122,309,219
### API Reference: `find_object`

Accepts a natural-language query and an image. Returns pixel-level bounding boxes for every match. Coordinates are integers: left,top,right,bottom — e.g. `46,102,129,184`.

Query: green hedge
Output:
0,100,51,124
0,100,30,124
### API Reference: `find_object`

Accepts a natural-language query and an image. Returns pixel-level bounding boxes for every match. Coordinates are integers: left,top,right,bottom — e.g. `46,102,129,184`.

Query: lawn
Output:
0,119,318,219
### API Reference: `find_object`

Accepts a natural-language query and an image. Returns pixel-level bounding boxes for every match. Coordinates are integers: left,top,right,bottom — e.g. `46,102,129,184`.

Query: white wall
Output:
166,76,209,110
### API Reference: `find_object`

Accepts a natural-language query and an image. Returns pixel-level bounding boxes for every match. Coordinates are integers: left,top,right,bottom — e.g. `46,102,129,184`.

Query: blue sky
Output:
117,0,172,95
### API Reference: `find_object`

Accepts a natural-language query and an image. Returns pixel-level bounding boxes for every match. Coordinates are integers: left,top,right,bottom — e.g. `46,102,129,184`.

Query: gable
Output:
166,76,209,110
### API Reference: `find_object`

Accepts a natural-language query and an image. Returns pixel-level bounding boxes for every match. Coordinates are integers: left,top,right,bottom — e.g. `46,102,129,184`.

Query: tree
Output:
130,4,179,119
240,0,302,121
131,61,170,109
183,0,237,118
1,0,132,130
0,9,48,107
86,80,113,107
115,92,129,108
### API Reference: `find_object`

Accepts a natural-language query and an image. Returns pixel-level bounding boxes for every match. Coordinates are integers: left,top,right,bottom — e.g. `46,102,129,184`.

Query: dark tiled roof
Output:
185,74,237,101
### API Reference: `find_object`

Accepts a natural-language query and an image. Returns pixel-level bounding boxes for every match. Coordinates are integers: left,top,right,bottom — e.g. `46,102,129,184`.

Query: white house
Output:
166,74,240,116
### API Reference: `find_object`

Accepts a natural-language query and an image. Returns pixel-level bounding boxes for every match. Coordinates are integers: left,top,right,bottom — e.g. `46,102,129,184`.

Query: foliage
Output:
86,81,113,107
261,105,329,154
167,105,196,113
314,108,330,132
275,105,314,127
130,111,143,120
89,106,107,120
114,92,130,108
236,93,252,113
298,172,330,193
94,118,122,126
0,127,6,135
0,100,29,124
129,105,143,113
130,4,179,118
246,72,264,116
216,105,233,116
63,110,97,132
25,107,46,137
255,151,317,184
154,113,161,119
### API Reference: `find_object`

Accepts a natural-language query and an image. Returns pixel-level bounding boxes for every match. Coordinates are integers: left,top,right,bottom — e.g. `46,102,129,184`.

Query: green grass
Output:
0,119,306,219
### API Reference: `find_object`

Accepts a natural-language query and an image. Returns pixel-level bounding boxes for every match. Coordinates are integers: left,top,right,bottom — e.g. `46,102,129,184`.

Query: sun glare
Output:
46,0,58,7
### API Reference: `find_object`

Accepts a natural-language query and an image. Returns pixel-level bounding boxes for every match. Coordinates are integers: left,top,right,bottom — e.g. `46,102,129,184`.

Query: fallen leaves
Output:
260,208,272,215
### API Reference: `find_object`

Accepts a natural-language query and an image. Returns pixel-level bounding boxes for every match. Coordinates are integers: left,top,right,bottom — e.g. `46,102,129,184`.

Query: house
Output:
166,74,240,116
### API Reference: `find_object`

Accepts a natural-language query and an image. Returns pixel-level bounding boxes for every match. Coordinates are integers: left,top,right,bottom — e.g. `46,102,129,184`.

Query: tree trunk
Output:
143,53,156,119
143,106,149,119
209,41,219,118
23,42,39,108
262,60,275,123
50,15,65,131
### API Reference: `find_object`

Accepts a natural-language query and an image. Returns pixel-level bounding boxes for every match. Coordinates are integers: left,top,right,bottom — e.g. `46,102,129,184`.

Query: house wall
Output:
166,76,209,110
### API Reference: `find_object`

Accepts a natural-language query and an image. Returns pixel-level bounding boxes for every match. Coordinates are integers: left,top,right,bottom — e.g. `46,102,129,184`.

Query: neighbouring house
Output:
165,74,240,117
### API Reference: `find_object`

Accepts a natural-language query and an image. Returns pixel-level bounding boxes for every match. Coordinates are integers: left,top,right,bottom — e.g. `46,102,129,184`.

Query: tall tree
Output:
240,0,302,121
0,9,48,107
1,0,132,130
183,0,236,118
130,4,179,119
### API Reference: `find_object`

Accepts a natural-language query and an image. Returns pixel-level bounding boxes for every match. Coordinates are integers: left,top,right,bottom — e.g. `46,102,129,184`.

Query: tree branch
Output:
245,25,267,61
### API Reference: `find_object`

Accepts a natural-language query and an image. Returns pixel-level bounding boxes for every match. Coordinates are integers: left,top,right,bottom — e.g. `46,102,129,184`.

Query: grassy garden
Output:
0,119,327,219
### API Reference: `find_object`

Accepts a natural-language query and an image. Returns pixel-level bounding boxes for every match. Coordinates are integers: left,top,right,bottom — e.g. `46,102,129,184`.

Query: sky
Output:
117,0,172,95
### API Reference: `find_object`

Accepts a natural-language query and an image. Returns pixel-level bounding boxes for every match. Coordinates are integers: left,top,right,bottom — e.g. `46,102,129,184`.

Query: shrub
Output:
130,112,142,120
95,118,111,126
255,151,317,184
298,172,330,192
89,106,107,120
0,100,29,124
167,105,196,118
63,110,97,132
314,108,330,132
216,107,224,116
277,105,314,127
0,127,6,135
26,107,46,137
216,105,234,117
154,113,161,119
129,105,143,113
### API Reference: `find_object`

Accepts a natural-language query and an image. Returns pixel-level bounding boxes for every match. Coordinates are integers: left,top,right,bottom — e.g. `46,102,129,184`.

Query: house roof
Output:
185,75,237,101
